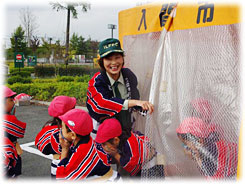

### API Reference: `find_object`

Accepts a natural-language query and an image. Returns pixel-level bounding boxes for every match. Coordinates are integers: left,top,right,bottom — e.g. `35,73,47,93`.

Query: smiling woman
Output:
86,38,154,139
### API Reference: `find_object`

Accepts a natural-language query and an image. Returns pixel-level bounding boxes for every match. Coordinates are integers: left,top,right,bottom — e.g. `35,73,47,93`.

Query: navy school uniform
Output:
35,124,61,177
119,132,149,176
86,68,140,130
199,140,238,179
56,136,119,181
3,114,26,177
3,137,22,177
117,131,165,178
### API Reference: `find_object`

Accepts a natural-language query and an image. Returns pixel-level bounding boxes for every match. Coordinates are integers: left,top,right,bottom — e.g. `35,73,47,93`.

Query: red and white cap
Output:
191,98,212,122
59,109,93,136
176,117,213,138
95,118,122,143
4,86,17,98
48,96,76,117
14,93,31,101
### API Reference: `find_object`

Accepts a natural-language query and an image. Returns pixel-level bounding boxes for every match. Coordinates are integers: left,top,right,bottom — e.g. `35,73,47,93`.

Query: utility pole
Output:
65,7,70,75
108,24,117,38
49,37,52,45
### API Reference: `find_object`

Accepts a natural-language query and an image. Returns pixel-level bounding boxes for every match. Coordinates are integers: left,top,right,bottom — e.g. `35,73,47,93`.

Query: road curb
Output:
30,100,88,111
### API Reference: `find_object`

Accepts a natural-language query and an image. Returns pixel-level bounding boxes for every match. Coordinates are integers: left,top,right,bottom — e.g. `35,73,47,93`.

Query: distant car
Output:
85,59,93,63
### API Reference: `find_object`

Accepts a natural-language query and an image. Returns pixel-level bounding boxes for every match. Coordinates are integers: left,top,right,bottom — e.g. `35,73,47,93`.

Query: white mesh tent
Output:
119,2,241,179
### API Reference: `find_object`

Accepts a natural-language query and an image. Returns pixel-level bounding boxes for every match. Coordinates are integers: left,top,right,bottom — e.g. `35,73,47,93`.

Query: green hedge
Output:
7,75,32,85
8,81,88,105
34,65,98,77
10,67,35,74
33,78,57,83
31,75,90,84
56,76,74,82
56,75,90,83
10,71,31,78
34,65,55,77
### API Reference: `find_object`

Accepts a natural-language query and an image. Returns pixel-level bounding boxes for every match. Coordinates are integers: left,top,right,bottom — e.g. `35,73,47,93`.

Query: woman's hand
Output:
128,100,154,114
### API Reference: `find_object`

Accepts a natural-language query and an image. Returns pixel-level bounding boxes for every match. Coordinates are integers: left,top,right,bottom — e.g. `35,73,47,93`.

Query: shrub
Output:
7,75,32,85
10,67,35,74
34,64,99,78
8,81,89,105
34,65,55,77
74,75,90,83
33,78,56,83
56,76,74,82
10,71,31,78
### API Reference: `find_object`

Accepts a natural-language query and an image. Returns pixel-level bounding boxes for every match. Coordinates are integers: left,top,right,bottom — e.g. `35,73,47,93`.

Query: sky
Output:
1,0,152,48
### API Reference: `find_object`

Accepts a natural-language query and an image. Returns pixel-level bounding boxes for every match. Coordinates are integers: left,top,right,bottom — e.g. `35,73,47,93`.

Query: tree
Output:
53,40,65,60
70,33,80,55
70,33,99,58
10,25,28,56
30,36,40,55
50,2,91,65
90,40,100,57
19,7,39,47
70,33,87,55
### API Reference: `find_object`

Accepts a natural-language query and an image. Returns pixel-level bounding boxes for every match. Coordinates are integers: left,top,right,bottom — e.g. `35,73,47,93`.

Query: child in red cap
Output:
183,98,213,123
56,109,120,181
95,118,163,178
35,96,76,178
176,117,238,179
3,86,26,178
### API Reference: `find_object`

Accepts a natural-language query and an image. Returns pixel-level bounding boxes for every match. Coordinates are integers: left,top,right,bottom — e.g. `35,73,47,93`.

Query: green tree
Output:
90,40,99,57
30,36,40,55
70,33,80,55
41,37,52,60
10,25,28,55
50,2,91,65
70,34,99,59
53,40,65,60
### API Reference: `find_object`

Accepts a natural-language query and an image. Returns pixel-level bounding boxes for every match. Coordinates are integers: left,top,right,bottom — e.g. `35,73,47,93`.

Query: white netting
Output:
123,22,240,179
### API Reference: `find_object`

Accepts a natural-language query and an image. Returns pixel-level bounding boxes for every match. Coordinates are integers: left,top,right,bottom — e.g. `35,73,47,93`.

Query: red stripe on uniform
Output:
3,126,24,138
87,97,115,116
88,72,123,115
123,133,142,176
227,143,238,177
69,148,97,180
3,138,18,168
213,140,227,178
78,155,100,179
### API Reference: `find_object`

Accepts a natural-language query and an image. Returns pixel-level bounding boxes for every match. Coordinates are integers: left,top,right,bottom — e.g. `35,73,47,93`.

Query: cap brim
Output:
95,136,108,144
8,92,17,98
100,50,124,58
58,114,70,130
71,97,77,108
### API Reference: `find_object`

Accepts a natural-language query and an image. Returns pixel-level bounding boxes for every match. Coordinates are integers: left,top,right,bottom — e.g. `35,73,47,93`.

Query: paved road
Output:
15,104,53,179
12,103,117,181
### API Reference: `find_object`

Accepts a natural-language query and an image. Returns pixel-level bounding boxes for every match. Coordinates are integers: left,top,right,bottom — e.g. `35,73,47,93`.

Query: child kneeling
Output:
56,109,120,181
95,118,165,178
